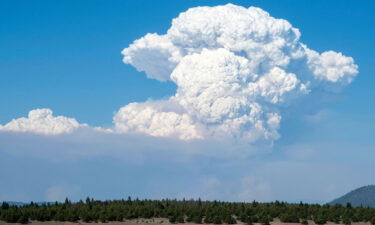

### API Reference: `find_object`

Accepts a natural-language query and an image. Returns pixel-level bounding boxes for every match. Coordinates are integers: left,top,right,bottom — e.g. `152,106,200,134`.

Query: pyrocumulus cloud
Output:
116,4,358,142
1,4,358,145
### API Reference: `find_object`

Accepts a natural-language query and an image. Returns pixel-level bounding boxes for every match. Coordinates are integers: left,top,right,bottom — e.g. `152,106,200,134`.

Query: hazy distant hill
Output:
5,201,53,206
329,185,375,207
5,201,26,206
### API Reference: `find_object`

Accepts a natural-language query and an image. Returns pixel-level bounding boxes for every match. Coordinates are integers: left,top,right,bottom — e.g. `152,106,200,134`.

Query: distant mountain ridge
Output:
5,201,26,206
329,185,375,207
4,201,54,206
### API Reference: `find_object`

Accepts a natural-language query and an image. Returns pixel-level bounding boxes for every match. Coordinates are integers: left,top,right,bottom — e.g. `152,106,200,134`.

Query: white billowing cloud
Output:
305,48,358,84
0,108,86,135
0,4,358,144
118,4,358,142
256,67,304,104
122,33,182,81
113,102,202,140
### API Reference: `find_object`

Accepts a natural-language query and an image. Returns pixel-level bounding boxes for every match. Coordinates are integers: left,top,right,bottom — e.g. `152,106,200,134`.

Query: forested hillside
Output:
329,185,375,207
1,198,375,224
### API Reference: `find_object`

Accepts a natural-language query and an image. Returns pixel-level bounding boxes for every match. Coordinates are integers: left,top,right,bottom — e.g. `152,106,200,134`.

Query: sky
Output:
0,0,375,203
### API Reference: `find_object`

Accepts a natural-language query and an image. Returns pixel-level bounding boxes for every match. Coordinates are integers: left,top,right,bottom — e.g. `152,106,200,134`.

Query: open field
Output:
0,219,372,225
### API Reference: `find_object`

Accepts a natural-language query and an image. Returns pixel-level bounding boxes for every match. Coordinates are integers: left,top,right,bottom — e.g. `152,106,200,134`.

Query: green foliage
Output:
169,215,177,224
370,217,375,225
1,198,375,224
342,216,351,225
280,212,299,223
176,215,185,223
1,202,9,210
212,215,222,224
260,215,271,225
17,214,29,224
193,215,203,224
223,214,236,224
314,215,327,225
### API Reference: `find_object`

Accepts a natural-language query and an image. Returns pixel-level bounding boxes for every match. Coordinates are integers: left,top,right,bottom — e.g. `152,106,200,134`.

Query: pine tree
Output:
343,216,351,225
223,214,236,224
169,215,177,223
193,215,203,224
177,214,185,223
1,202,9,210
81,210,92,222
99,211,108,223
370,217,375,225
314,216,327,225
260,216,271,225
212,215,222,224
17,214,29,224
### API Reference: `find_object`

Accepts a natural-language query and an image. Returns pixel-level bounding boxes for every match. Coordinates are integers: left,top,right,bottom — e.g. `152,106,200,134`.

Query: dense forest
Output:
1,198,375,224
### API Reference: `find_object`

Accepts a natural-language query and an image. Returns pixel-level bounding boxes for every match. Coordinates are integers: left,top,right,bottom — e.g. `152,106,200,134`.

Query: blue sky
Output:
1,0,375,203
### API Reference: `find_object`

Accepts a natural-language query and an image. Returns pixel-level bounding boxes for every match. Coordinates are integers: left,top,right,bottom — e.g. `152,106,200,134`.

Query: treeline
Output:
1,198,375,224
